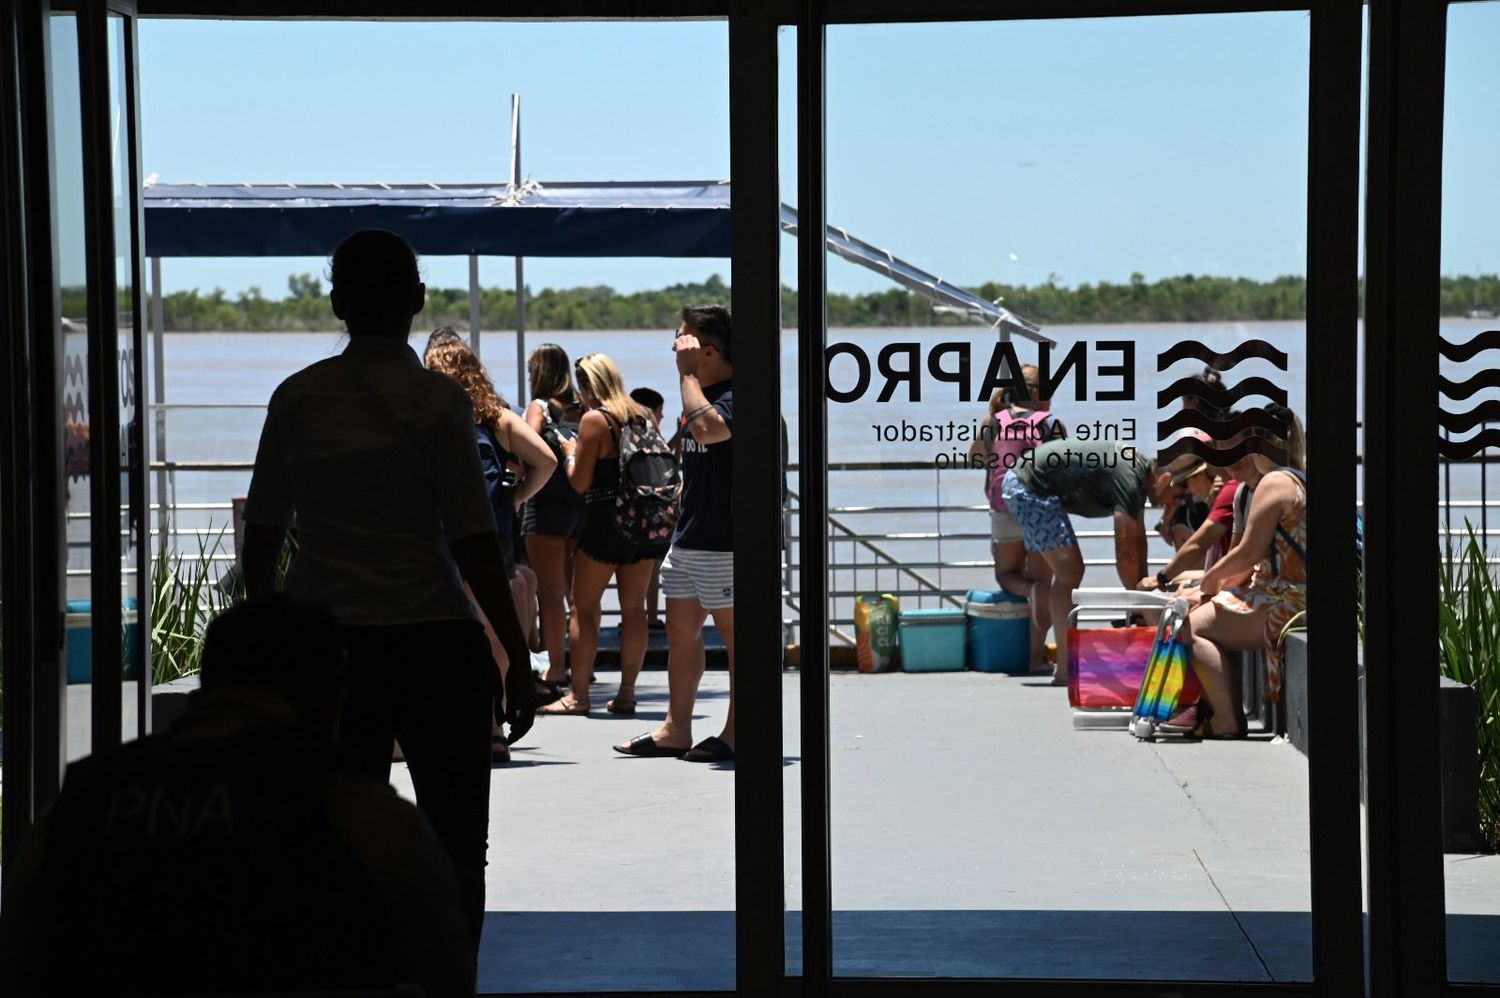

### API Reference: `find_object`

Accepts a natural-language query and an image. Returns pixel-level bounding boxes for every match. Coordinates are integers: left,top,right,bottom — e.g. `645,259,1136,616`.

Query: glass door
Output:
57,0,149,761
791,3,1364,994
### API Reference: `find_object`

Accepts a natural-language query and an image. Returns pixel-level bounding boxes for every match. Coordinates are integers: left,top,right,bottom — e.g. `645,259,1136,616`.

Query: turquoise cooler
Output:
965,589,1031,674
65,598,141,684
898,608,967,672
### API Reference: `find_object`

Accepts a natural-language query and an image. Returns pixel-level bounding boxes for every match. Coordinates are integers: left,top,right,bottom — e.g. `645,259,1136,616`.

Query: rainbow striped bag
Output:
1131,597,1201,740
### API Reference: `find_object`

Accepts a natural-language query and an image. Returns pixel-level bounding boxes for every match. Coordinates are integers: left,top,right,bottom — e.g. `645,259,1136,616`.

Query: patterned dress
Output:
1210,468,1308,702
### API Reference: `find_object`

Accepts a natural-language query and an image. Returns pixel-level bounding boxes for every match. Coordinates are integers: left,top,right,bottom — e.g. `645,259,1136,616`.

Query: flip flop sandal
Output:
682,736,735,763
605,696,637,716
532,678,565,705
613,733,688,758
538,695,590,715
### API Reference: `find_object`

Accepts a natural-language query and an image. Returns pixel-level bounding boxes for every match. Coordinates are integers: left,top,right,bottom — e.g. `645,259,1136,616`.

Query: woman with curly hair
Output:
425,329,559,750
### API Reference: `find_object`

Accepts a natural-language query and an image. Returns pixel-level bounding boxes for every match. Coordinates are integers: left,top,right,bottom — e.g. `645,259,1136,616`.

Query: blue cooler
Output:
898,608,967,672
65,598,141,684
965,589,1032,674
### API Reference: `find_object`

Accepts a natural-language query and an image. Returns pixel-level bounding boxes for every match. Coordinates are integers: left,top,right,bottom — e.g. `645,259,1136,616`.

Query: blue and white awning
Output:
143,179,1044,342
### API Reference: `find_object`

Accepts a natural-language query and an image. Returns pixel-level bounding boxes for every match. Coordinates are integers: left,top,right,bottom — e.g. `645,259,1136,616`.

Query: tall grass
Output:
150,529,233,685
1436,523,1500,852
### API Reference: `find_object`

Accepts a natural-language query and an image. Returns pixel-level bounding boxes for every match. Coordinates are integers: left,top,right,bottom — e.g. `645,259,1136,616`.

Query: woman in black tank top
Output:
521,344,586,688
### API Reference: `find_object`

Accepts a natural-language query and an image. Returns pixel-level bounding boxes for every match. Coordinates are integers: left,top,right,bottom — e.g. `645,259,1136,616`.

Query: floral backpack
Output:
612,415,681,545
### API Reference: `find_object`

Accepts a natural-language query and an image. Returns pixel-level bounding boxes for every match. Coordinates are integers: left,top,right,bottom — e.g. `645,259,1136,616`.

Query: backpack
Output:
533,399,582,505
611,414,681,544
535,399,579,461
986,408,1052,511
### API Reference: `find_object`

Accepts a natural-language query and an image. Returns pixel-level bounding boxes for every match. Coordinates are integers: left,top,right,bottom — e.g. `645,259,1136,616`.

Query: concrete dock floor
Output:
385,667,1500,992
49,670,1500,990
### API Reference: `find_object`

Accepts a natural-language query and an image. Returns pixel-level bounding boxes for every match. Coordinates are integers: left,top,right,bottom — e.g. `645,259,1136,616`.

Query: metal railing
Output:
137,403,1500,646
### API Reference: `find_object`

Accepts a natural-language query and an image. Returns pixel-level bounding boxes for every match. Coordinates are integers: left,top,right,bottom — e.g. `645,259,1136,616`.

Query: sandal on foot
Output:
1186,701,1247,740
532,675,565,705
682,736,735,763
606,695,637,716
613,733,687,758
538,695,590,716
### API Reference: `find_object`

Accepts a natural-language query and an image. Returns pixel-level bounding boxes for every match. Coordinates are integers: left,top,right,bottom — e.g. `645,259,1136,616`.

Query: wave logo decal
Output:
1155,340,1290,465
1438,329,1500,459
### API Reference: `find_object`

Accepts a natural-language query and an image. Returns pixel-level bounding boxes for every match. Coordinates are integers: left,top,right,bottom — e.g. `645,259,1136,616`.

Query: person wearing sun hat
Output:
1154,429,1219,548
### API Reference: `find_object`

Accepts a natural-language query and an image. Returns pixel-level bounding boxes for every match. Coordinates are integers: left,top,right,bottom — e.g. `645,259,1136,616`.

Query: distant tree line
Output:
78,271,1500,331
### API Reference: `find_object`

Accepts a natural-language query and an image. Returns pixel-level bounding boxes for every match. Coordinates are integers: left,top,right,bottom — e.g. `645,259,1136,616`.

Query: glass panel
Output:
138,19,735,992
51,12,90,763
779,22,803,979
1440,1,1500,983
109,13,144,741
824,13,1313,980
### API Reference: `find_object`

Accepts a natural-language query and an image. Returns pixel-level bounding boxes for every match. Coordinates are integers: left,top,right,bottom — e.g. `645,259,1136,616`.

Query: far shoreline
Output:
151,315,1491,335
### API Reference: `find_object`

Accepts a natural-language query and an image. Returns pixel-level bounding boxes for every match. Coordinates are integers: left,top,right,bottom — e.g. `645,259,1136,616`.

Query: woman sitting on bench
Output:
1176,414,1307,739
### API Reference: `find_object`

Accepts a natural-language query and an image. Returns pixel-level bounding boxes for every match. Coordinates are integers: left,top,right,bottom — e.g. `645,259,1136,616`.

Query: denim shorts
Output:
999,470,1078,553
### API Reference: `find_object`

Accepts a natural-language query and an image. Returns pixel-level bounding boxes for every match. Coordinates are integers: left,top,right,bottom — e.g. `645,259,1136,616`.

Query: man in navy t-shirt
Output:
614,304,737,762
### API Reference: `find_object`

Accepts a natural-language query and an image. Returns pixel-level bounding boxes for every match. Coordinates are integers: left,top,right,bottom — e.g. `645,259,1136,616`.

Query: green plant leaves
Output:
1438,522,1500,851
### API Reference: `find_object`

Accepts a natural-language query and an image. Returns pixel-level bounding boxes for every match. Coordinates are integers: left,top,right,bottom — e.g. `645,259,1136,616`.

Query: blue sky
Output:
135,10,1499,299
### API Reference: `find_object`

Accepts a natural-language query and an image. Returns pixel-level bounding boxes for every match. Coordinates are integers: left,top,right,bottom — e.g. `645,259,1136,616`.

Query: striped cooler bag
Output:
1131,597,1202,740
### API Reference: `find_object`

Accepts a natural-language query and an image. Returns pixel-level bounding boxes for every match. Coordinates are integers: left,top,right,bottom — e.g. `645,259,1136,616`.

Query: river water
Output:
145,319,1498,610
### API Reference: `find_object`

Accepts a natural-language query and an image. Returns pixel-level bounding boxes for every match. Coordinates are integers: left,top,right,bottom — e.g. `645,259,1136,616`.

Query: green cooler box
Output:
898,608,967,672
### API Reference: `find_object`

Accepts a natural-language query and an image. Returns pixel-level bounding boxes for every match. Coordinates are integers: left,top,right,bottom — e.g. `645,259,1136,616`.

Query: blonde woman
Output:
540,353,663,716
522,344,587,688
424,329,559,753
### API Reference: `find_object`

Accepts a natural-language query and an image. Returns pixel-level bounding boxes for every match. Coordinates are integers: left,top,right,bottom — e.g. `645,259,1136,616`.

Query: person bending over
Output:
968,363,1065,672
999,438,1168,686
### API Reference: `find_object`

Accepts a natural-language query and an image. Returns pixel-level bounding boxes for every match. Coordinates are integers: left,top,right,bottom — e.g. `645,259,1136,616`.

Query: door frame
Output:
4,0,1483,994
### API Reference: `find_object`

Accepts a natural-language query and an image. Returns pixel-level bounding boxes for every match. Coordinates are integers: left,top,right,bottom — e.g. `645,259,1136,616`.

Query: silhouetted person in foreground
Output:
0,595,475,997
239,228,534,948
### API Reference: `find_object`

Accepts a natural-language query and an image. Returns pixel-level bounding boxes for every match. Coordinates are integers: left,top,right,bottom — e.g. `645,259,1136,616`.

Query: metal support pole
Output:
1364,0,1448,992
510,94,526,405
1305,0,1366,989
150,256,167,552
79,4,124,753
515,258,526,405
798,0,831,987
1,0,38,872
468,253,481,360
730,6,784,993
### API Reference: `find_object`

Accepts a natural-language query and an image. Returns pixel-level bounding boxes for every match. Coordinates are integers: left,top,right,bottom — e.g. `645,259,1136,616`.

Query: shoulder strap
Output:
599,410,622,444
1260,470,1307,570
